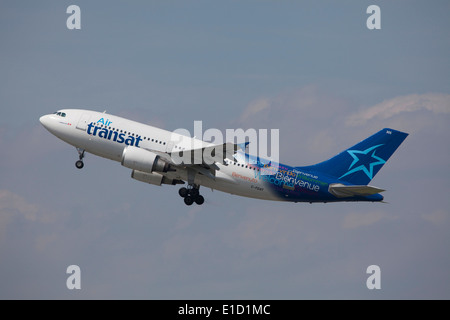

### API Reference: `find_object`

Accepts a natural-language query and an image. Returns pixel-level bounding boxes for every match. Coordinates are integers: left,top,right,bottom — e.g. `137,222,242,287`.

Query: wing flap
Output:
176,142,239,166
144,142,238,166
143,142,242,183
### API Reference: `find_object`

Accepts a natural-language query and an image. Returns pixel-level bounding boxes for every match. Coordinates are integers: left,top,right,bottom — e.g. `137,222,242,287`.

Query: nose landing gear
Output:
179,185,204,206
75,148,85,169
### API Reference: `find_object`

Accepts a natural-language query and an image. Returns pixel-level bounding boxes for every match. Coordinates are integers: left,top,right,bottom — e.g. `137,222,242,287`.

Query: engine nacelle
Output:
131,170,184,186
121,146,171,173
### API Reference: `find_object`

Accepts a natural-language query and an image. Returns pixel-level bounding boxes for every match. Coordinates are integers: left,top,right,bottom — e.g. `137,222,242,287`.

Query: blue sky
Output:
0,1,449,299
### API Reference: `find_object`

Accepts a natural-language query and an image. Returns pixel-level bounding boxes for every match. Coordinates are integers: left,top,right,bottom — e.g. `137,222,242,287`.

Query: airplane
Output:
39,109,408,206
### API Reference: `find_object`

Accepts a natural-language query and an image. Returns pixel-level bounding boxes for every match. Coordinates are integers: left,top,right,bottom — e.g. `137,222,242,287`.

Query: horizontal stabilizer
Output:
328,183,385,198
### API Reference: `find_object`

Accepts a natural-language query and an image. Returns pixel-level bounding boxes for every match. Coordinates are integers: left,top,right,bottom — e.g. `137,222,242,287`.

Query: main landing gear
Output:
75,148,85,169
178,185,204,206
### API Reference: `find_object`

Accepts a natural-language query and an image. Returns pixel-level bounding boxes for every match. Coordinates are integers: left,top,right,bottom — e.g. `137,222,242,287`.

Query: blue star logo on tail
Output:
339,144,385,180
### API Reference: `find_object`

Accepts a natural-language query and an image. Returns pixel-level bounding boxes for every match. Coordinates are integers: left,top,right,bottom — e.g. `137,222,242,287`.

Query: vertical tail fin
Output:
297,128,408,185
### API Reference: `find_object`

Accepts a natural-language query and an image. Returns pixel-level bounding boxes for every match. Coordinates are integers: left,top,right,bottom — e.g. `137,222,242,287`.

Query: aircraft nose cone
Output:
39,115,52,129
39,115,47,126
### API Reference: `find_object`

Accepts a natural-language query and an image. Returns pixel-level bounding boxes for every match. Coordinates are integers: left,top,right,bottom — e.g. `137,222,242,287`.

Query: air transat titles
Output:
86,122,142,147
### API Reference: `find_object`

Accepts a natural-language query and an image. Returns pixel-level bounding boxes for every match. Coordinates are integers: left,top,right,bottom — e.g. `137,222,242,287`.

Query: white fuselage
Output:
39,109,281,201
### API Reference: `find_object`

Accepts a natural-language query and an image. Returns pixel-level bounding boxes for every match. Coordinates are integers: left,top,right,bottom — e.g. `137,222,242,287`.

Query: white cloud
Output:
235,88,450,167
0,189,37,245
0,189,60,246
0,124,66,169
237,85,351,127
0,189,38,223
235,85,355,163
346,93,450,126
342,211,388,229
421,209,448,226
239,98,271,123
162,233,208,262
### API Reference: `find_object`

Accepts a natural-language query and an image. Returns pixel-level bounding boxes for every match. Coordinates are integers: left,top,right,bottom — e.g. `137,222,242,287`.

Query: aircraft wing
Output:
174,142,240,167
328,183,385,198
143,142,242,181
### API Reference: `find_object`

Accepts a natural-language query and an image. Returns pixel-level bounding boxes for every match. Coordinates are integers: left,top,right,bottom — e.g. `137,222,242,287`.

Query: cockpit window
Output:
53,111,66,117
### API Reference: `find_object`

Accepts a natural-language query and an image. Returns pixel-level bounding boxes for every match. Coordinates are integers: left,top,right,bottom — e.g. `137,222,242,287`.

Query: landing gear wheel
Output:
194,195,204,205
182,184,204,205
189,188,199,198
75,160,84,169
184,196,194,206
179,187,188,198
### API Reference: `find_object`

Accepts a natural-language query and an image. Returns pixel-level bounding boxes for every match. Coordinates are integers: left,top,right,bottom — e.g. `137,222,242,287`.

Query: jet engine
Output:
131,170,183,186
121,146,171,173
